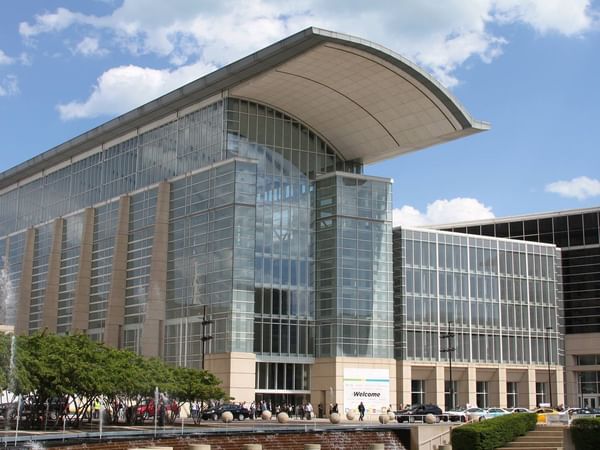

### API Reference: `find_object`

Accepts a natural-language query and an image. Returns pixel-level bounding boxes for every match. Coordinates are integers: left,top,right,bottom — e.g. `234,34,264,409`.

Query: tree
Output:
1,331,227,429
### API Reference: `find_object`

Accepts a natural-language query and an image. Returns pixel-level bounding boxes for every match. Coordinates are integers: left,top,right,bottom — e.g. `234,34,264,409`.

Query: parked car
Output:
463,407,487,421
570,407,600,418
481,407,509,420
395,404,443,423
200,403,250,421
507,407,532,413
136,399,179,421
446,407,468,422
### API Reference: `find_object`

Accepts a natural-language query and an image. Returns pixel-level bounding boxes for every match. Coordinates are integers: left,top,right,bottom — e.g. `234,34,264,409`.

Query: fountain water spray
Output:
154,387,159,438
0,257,15,327
99,403,104,440
14,394,21,447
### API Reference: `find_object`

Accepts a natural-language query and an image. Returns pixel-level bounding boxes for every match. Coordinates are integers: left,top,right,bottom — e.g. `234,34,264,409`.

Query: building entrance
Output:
255,392,311,418
580,395,599,409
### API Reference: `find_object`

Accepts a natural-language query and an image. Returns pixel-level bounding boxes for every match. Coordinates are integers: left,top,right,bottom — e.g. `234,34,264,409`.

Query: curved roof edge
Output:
0,27,489,190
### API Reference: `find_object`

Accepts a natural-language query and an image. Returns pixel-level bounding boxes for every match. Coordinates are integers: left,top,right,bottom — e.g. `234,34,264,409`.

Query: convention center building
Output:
439,207,600,409
0,28,566,412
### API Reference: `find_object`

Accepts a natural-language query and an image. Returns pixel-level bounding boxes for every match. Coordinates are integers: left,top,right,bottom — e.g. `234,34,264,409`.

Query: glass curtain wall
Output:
315,174,393,358
0,101,225,239
56,213,84,334
165,159,256,366
395,227,562,365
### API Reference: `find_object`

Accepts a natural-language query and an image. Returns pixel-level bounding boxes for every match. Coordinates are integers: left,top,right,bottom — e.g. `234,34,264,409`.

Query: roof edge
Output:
0,27,488,190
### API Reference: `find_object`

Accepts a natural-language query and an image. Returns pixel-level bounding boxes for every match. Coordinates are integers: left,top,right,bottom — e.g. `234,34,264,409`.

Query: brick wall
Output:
48,429,407,450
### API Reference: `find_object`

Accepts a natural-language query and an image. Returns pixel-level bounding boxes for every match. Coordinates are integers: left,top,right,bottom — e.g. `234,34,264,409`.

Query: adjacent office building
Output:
394,227,563,409
439,208,600,408
0,27,566,410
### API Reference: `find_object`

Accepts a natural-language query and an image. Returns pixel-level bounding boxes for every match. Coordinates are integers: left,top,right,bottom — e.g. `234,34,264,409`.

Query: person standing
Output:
358,402,366,421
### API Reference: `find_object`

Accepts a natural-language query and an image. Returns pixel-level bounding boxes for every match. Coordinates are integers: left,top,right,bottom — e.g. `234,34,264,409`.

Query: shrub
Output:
571,417,600,450
451,413,537,450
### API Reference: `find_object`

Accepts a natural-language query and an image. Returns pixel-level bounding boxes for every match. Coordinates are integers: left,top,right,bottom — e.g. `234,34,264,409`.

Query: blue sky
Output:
0,0,599,226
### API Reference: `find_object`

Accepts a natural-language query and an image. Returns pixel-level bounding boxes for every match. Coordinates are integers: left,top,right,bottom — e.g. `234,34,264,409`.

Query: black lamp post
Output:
441,324,456,410
545,327,553,407
201,305,213,370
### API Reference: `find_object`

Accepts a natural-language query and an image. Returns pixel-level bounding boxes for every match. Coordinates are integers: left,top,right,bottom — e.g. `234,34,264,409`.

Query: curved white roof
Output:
0,27,488,189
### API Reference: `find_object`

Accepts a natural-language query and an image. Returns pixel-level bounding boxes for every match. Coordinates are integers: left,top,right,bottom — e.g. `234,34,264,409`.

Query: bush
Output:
571,417,600,450
451,413,537,450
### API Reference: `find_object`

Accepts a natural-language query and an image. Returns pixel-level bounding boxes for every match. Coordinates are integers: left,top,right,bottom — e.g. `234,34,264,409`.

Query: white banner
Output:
343,368,390,414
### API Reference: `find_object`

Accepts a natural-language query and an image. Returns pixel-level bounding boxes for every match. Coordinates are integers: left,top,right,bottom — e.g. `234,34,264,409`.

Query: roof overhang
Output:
0,27,489,190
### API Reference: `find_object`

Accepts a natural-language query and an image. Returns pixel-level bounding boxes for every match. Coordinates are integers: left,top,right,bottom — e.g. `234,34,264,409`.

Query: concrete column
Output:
141,182,170,358
397,361,412,408
41,218,64,333
565,366,578,407
490,366,507,408
466,366,477,407
524,368,537,409
205,352,257,404
104,195,130,348
71,208,95,333
554,366,565,407
426,365,444,407
15,228,36,335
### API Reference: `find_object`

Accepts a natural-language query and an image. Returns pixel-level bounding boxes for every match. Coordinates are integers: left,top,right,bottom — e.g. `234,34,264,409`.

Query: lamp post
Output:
441,324,456,411
201,305,213,370
545,327,553,407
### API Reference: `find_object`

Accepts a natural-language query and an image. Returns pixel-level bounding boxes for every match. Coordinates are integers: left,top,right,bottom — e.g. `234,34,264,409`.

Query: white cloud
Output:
56,60,216,120
0,50,15,65
393,198,495,227
493,0,593,36
18,0,598,117
545,176,600,200
73,37,107,56
0,75,19,97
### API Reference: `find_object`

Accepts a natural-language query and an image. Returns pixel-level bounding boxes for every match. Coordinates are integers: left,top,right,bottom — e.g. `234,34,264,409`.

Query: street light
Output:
545,327,553,408
441,324,456,411
201,305,213,370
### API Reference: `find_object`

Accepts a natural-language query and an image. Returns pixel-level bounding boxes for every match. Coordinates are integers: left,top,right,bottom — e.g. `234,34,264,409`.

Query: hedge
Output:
571,417,600,450
451,413,537,450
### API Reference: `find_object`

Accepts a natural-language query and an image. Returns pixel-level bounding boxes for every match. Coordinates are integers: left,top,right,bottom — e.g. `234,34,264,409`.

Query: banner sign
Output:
343,368,390,413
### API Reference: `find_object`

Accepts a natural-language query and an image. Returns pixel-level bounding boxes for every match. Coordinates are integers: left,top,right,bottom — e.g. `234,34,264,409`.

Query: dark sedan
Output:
395,404,444,423
200,404,250,421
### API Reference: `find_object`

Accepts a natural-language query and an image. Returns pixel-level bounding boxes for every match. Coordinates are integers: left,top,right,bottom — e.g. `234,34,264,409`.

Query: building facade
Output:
0,28,505,411
394,227,564,409
439,207,600,408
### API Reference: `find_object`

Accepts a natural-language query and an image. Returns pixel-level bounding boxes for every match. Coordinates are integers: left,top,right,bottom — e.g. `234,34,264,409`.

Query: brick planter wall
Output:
46,429,407,450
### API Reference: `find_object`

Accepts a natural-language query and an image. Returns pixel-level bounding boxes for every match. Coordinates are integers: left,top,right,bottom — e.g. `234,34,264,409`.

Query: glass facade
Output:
442,209,600,334
315,174,393,358
394,227,563,366
0,95,396,403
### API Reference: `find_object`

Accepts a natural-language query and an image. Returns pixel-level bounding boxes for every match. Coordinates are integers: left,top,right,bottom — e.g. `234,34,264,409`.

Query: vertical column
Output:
41,218,64,333
491,366,507,408
71,208,95,333
104,195,130,348
565,367,578,407
15,228,35,335
426,365,445,406
397,361,412,408
467,366,477,407
524,368,537,409
141,182,170,357
554,367,564,407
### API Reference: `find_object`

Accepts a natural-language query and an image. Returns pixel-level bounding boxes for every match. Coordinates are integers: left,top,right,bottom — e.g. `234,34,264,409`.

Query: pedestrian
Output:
332,403,338,414
358,401,365,421
318,403,323,418
305,402,314,419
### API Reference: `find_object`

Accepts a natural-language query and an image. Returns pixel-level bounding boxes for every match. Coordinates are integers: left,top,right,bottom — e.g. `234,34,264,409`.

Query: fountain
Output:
154,387,159,438
99,403,104,440
0,257,15,327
